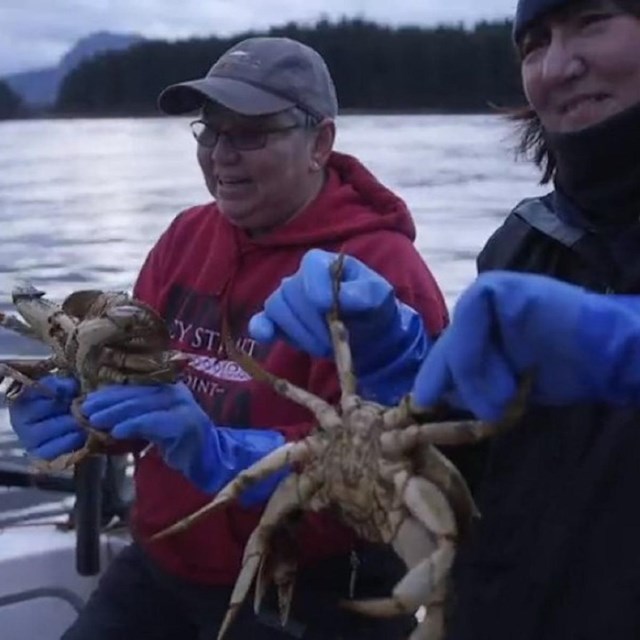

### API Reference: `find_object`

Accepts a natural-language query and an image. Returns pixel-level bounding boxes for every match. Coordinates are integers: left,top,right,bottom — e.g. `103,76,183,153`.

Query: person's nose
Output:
540,29,587,87
210,133,240,164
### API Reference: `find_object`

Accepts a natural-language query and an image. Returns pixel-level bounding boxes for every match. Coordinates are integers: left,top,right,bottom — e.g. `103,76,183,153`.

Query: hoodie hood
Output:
235,151,416,249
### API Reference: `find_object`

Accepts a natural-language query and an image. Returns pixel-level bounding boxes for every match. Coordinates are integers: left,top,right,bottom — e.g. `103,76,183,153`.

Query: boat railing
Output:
0,586,84,614
0,455,132,576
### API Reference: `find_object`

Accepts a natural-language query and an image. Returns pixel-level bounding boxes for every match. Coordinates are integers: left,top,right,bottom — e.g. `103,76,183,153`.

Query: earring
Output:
311,160,320,171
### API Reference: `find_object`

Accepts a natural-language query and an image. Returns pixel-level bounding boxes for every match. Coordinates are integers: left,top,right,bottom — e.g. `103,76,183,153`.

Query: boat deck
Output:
0,407,132,640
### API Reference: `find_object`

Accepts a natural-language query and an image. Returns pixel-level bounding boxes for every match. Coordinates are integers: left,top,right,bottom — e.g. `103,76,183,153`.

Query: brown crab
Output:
0,283,188,469
152,255,529,640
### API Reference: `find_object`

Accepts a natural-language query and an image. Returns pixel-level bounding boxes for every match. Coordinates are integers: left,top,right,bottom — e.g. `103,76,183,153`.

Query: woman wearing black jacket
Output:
447,1,640,638
239,2,640,638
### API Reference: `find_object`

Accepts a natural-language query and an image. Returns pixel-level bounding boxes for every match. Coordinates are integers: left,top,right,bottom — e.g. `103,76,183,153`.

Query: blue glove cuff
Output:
184,425,288,507
356,302,430,405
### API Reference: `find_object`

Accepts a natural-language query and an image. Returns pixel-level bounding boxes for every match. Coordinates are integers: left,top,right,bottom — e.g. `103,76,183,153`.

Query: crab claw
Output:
11,283,46,302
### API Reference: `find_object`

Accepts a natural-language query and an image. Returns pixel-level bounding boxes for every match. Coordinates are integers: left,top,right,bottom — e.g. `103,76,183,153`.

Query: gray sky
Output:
1,0,516,76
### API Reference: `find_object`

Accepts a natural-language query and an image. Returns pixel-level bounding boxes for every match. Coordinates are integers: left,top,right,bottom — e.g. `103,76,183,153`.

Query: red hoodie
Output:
131,151,448,585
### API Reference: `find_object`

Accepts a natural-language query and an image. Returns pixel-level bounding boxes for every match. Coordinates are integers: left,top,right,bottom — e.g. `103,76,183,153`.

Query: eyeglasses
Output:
189,120,302,151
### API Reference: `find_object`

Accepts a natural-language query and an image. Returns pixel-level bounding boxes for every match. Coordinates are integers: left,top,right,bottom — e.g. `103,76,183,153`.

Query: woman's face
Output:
520,0,640,133
195,105,326,234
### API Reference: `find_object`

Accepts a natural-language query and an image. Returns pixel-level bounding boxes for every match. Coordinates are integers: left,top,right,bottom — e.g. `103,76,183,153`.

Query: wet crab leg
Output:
0,360,58,399
257,546,298,626
11,285,77,364
326,253,358,400
342,475,456,640
215,472,321,640
381,373,532,452
342,473,455,612
150,438,318,541
0,311,38,339
222,323,342,430
70,395,111,443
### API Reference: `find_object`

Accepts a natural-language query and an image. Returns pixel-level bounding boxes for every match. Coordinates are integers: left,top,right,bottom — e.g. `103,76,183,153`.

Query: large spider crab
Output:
0,284,187,469
152,255,529,640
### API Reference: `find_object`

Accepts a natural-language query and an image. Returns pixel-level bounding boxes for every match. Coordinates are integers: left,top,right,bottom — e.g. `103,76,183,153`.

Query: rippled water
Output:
0,115,546,512
0,114,545,308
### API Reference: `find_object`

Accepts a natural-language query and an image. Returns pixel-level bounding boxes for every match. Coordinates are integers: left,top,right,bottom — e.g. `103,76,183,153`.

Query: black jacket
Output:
447,195,640,640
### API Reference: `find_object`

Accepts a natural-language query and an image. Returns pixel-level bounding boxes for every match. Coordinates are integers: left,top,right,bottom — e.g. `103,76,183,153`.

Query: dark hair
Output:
510,0,640,184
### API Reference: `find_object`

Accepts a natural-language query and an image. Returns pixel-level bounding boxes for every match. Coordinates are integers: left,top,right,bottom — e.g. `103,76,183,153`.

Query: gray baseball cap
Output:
158,37,338,119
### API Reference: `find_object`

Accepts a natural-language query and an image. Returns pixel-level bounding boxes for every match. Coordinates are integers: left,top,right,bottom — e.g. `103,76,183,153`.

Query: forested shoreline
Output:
1,18,525,119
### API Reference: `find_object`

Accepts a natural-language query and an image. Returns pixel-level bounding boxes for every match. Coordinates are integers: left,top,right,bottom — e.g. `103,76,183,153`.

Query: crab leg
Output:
35,396,112,471
94,349,189,386
271,552,298,626
0,361,57,400
11,285,77,363
382,373,532,448
151,438,318,541
326,304,358,402
70,396,112,443
72,317,137,373
0,356,56,374
341,475,455,635
382,372,532,435
216,472,321,640
380,396,437,430
326,253,359,402
0,312,38,339
381,418,502,450
222,328,342,430
392,476,456,640
412,582,448,640
253,533,299,625
96,348,177,373
94,366,183,385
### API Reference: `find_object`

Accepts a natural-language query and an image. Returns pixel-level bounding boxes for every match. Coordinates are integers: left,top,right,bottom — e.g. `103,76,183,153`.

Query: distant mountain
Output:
3,31,145,108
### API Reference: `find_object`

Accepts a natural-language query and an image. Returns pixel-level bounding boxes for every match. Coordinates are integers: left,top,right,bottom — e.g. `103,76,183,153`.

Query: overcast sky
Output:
1,0,516,76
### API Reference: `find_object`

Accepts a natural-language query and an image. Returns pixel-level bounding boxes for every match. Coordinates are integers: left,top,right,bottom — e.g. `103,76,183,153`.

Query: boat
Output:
0,457,132,640
0,317,134,638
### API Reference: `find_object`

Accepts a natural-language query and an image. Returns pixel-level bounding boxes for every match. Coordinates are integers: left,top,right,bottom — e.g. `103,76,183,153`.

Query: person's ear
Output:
309,119,336,171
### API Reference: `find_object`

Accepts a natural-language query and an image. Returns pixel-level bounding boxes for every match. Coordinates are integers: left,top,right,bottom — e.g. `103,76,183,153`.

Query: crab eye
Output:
107,305,139,317
104,305,141,327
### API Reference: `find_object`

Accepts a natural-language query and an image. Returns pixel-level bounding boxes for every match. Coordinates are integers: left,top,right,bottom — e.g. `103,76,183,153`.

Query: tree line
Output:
0,81,24,119
2,18,526,119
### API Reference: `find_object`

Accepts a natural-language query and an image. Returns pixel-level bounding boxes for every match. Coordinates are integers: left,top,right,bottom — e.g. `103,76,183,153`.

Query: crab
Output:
151,255,530,640
0,283,188,469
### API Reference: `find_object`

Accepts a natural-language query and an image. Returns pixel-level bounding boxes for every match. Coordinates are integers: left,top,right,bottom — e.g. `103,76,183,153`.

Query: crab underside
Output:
152,255,530,640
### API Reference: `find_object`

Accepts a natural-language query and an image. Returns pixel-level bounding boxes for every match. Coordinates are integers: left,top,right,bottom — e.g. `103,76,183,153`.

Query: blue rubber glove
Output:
81,382,287,506
412,271,640,421
249,248,429,405
9,375,85,460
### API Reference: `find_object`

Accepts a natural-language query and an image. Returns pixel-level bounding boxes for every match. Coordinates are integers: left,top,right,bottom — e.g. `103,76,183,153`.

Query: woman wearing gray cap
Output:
7,37,448,638
244,2,640,639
